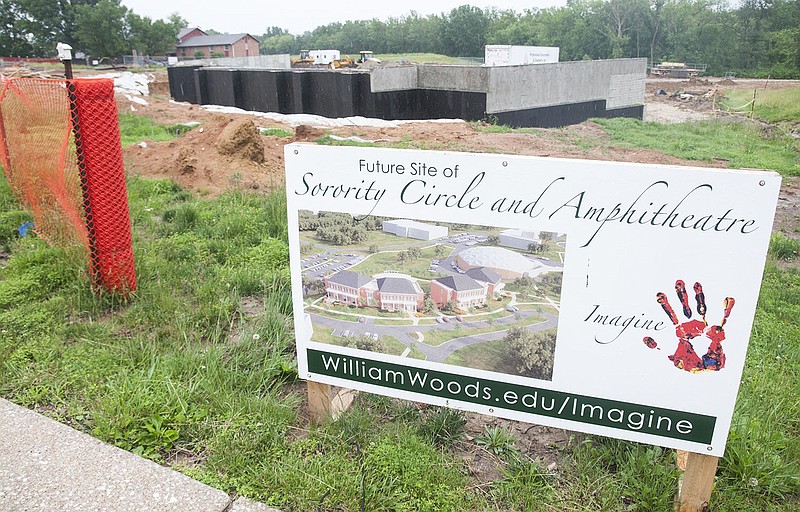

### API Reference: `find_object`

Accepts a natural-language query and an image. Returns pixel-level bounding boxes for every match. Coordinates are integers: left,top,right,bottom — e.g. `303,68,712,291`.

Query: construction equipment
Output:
291,50,315,67
650,62,707,78
357,51,381,64
330,55,357,69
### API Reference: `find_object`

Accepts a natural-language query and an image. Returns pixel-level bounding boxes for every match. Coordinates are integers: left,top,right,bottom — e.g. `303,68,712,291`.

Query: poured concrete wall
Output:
486,58,646,113
167,58,645,128
201,68,238,107
175,54,291,69
371,65,488,93
370,66,417,93
417,65,489,93
168,65,201,104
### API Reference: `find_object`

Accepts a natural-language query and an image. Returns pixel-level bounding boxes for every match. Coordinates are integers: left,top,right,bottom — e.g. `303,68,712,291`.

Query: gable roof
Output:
465,267,502,284
327,270,372,289
177,27,206,40
177,33,259,48
376,277,418,295
434,275,484,292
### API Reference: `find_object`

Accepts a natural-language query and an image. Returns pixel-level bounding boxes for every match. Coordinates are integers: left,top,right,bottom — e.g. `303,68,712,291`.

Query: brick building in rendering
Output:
431,274,488,309
323,271,424,313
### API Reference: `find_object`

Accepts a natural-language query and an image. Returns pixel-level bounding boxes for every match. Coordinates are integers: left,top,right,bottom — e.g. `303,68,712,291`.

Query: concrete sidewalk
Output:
0,398,280,512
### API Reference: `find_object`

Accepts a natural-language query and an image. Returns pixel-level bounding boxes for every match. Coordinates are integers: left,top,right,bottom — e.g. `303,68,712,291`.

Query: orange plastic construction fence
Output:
0,76,136,294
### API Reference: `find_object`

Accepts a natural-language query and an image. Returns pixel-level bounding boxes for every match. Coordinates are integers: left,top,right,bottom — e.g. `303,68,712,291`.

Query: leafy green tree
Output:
0,0,33,56
423,294,437,313
442,5,489,56
127,12,186,55
74,0,127,57
6,0,99,56
505,326,556,379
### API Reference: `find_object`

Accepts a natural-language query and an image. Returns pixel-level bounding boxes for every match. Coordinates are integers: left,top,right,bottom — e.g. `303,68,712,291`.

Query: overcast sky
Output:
120,1,568,36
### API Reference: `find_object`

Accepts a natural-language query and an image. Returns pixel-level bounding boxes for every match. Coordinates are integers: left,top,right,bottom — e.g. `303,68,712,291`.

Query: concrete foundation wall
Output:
417,65,489,93
175,54,291,69
486,58,646,113
202,68,238,107
168,65,201,104
370,66,418,92
167,58,645,128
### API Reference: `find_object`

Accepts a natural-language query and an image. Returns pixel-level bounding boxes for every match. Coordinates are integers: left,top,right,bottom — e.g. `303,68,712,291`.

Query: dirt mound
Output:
217,119,265,163
175,147,199,175
148,81,170,96
123,114,283,196
718,78,737,86
294,125,324,140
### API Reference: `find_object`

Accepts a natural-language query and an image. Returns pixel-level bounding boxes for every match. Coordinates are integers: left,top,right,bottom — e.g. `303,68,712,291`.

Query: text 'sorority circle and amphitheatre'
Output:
285,143,780,456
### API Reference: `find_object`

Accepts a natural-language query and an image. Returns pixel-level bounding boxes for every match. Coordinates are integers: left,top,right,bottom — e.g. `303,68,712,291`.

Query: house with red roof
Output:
176,32,260,58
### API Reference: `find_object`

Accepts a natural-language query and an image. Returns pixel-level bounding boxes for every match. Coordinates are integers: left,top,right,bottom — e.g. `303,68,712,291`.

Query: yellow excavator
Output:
330,55,357,69
291,50,315,67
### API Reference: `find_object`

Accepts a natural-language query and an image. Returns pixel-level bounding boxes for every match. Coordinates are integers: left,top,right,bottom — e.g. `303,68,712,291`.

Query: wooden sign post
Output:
676,450,719,512
307,380,356,425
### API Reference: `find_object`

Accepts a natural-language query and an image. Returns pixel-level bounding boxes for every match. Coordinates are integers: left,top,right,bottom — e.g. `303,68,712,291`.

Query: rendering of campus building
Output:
382,219,448,241
455,246,542,279
430,275,488,309
323,270,424,313
430,267,506,309
498,229,542,250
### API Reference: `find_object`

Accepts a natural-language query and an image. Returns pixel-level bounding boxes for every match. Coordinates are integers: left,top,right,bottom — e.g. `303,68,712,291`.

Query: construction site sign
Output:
284,143,780,456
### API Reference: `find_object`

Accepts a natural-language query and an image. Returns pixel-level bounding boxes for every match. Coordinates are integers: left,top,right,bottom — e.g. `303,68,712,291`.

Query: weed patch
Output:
594,118,800,176
2,113,799,510
118,113,195,147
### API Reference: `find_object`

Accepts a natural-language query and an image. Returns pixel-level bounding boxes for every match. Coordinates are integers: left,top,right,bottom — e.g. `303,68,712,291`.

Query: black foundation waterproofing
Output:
167,67,641,128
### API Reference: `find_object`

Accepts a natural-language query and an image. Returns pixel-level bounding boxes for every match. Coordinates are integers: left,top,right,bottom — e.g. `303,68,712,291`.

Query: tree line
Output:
2,1,798,77
268,1,799,77
1,0,186,60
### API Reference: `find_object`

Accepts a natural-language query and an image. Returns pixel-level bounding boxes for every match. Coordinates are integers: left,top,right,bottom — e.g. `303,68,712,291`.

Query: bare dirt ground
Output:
108,72,799,462
115,73,798,244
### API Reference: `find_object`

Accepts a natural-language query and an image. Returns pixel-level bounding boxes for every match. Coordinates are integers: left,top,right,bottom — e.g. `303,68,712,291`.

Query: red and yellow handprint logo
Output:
643,280,734,373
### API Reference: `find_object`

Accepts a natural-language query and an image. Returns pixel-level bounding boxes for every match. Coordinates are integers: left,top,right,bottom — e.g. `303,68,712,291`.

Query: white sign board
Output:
485,45,560,66
285,144,780,456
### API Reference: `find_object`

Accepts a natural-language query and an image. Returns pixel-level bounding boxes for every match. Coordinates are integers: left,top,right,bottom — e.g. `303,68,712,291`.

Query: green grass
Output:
471,121,542,135
299,228,425,251
259,127,293,138
118,113,195,147
350,246,444,278
444,337,519,374
374,53,480,65
594,117,800,176
417,313,546,347
722,87,800,123
2,108,800,510
306,308,359,322
373,319,415,326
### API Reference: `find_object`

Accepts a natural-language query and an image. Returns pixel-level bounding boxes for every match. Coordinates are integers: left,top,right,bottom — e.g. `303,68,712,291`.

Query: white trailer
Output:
309,50,340,65
485,45,560,66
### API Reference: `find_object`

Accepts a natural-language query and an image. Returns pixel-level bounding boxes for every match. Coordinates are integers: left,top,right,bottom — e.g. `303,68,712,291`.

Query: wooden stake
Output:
306,380,356,425
676,450,719,512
